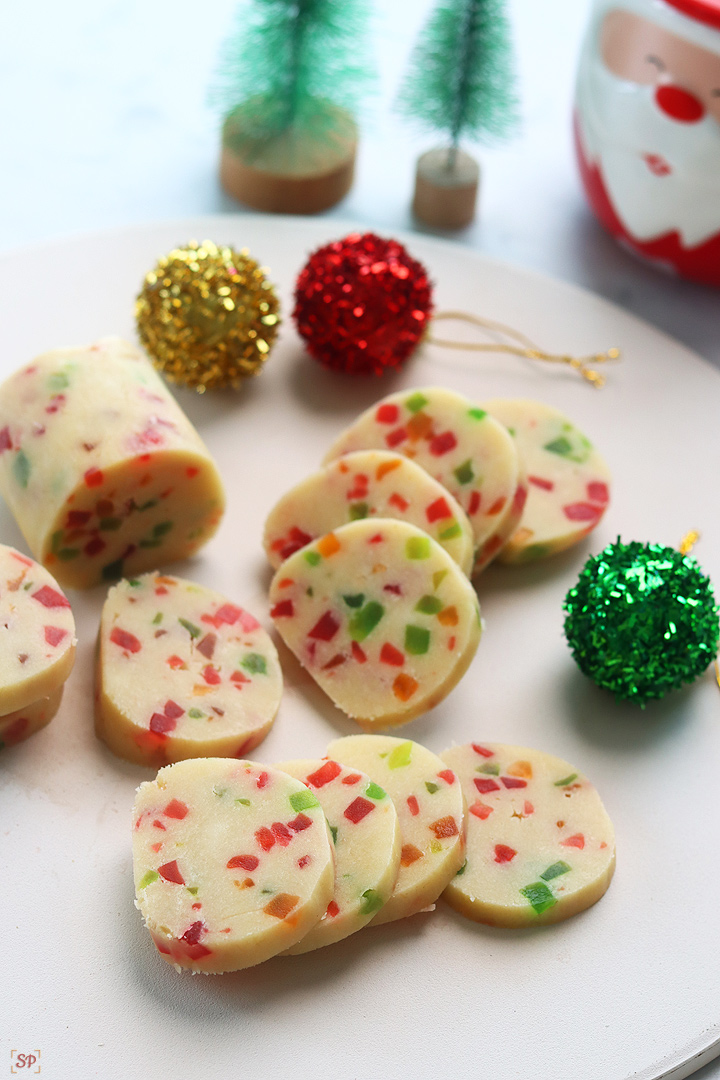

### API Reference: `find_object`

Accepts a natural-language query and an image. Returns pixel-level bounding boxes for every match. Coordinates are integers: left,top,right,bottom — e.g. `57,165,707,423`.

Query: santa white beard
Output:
576,57,720,247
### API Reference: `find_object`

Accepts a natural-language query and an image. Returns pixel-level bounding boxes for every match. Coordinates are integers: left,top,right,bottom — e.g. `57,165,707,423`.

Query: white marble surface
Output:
1,2,719,1078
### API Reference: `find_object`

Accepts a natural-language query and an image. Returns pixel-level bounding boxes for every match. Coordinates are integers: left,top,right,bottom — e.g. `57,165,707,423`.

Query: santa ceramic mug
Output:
574,0,720,287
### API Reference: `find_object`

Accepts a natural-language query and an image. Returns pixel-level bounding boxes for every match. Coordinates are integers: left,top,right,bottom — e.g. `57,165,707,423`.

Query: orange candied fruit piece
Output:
316,532,341,557
438,606,458,627
393,673,419,701
376,459,401,481
507,760,533,779
400,844,424,866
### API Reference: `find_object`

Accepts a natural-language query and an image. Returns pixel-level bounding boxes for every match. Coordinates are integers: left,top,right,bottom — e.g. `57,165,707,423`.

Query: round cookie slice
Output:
0,544,76,713
269,519,482,728
482,399,611,563
264,450,474,576
440,742,616,927
132,758,335,973
96,573,282,766
276,758,401,952
323,387,527,574
0,687,63,749
326,735,466,924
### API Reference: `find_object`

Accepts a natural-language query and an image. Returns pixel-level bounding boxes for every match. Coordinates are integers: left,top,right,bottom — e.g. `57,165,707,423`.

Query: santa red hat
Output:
664,0,720,32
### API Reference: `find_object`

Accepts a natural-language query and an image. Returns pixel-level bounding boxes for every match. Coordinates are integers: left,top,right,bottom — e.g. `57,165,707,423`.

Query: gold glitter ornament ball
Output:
135,240,280,392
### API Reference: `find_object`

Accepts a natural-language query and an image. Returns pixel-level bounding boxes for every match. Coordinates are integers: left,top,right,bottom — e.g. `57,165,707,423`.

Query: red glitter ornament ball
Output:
293,232,433,376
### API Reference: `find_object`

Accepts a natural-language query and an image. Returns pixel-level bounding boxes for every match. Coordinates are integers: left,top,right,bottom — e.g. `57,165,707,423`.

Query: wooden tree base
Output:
412,147,480,229
220,111,357,215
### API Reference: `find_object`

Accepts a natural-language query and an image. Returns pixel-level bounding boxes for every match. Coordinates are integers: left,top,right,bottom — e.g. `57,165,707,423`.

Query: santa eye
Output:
646,54,665,70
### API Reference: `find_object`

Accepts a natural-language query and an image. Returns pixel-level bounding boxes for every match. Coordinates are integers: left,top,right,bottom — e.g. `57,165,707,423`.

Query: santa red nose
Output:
654,84,706,123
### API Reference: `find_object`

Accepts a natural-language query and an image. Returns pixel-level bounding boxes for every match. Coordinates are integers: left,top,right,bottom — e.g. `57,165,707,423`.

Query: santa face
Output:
576,3,720,251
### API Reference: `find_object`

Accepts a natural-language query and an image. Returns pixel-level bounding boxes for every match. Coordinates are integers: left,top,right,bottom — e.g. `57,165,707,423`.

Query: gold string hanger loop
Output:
427,311,621,389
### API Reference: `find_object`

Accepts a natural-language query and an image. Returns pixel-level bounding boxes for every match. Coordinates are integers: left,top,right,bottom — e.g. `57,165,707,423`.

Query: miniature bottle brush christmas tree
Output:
398,0,519,228
212,0,373,214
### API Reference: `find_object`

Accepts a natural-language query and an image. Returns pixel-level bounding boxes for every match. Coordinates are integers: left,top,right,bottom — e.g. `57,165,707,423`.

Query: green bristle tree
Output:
398,0,519,161
212,0,373,162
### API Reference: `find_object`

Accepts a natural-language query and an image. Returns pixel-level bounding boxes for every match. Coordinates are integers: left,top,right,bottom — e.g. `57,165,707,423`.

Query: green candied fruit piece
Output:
304,550,321,566
467,407,487,421
554,773,578,787
430,839,442,853
348,601,384,642
415,595,443,615
405,392,429,414
51,530,63,554
348,502,369,521
213,785,228,797
242,653,267,675
128,579,142,587
13,450,31,489
99,517,122,531
58,548,80,560
153,521,173,537
137,498,159,511
387,741,413,769
47,370,70,392
365,782,386,801
456,860,467,876
406,536,431,560
477,762,499,775
138,870,159,890
520,881,558,914
433,570,448,590
101,558,124,582
188,708,204,718
405,625,430,655
178,617,201,639
543,428,592,464
540,861,571,882
425,781,439,794
289,790,320,812
359,888,385,915
152,612,163,625
439,521,462,540
343,593,365,608
453,459,474,485
329,825,338,844
139,538,161,549
235,798,251,806
186,886,199,895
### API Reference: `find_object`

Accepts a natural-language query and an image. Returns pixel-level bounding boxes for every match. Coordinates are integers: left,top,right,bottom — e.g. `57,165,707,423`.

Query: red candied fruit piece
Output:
0,426,12,452
344,796,374,823
308,611,340,641
181,920,205,945
529,475,554,491
272,822,293,846
388,493,409,512
429,431,457,456
227,854,259,871
164,701,184,720
202,665,221,686
44,626,68,647
149,712,176,735
32,586,70,609
561,833,585,849
438,769,456,785
326,900,340,917
376,403,399,424
157,860,185,884
196,633,216,659
66,509,92,527
468,491,481,516
475,777,500,794
110,627,142,653
407,795,419,816
271,599,294,619
472,744,494,757
84,536,106,557
470,801,493,820
231,670,249,686
563,503,603,523
430,815,458,838
167,655,185,669
257,772,269,788
288,813,312,832
386,426,407,448
214,603,241,625
255,826,275,851
426,497,452,523
351,640,367,663
342,773,362,785
587,481,609,503
380,642,404,666
84,467,104,488
494,844,517,863
164,799,188,819
307,760,342,788
501,776,527,789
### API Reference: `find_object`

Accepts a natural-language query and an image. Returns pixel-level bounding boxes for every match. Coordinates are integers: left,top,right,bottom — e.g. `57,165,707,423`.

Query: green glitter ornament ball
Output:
563,539,719,705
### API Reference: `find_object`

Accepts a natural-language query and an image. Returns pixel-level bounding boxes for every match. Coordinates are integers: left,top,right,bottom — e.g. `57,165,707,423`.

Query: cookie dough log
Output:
440,742,615,927
0,337,225,589
0,544,75,714
323,387,527,574
96,573,282,767
132,759,335,972
483,399,610,563
264,450,474,576
0,687,63,749
276,758,401,952
269,519,482,728
326,735,465,924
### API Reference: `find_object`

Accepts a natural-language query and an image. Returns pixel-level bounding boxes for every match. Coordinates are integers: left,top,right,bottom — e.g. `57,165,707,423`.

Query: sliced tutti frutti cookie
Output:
132,758,335,973
0,687,63,750
440,742,615,927
323,387,527,574
275,759,401,952
264,450,474,576
96,573,282,766
269,520,481,728
327,735,465,924
0,544,75,714
483,399,610,562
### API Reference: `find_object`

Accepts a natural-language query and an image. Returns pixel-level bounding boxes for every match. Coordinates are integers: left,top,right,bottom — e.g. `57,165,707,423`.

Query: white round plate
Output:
3,217,720,1080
